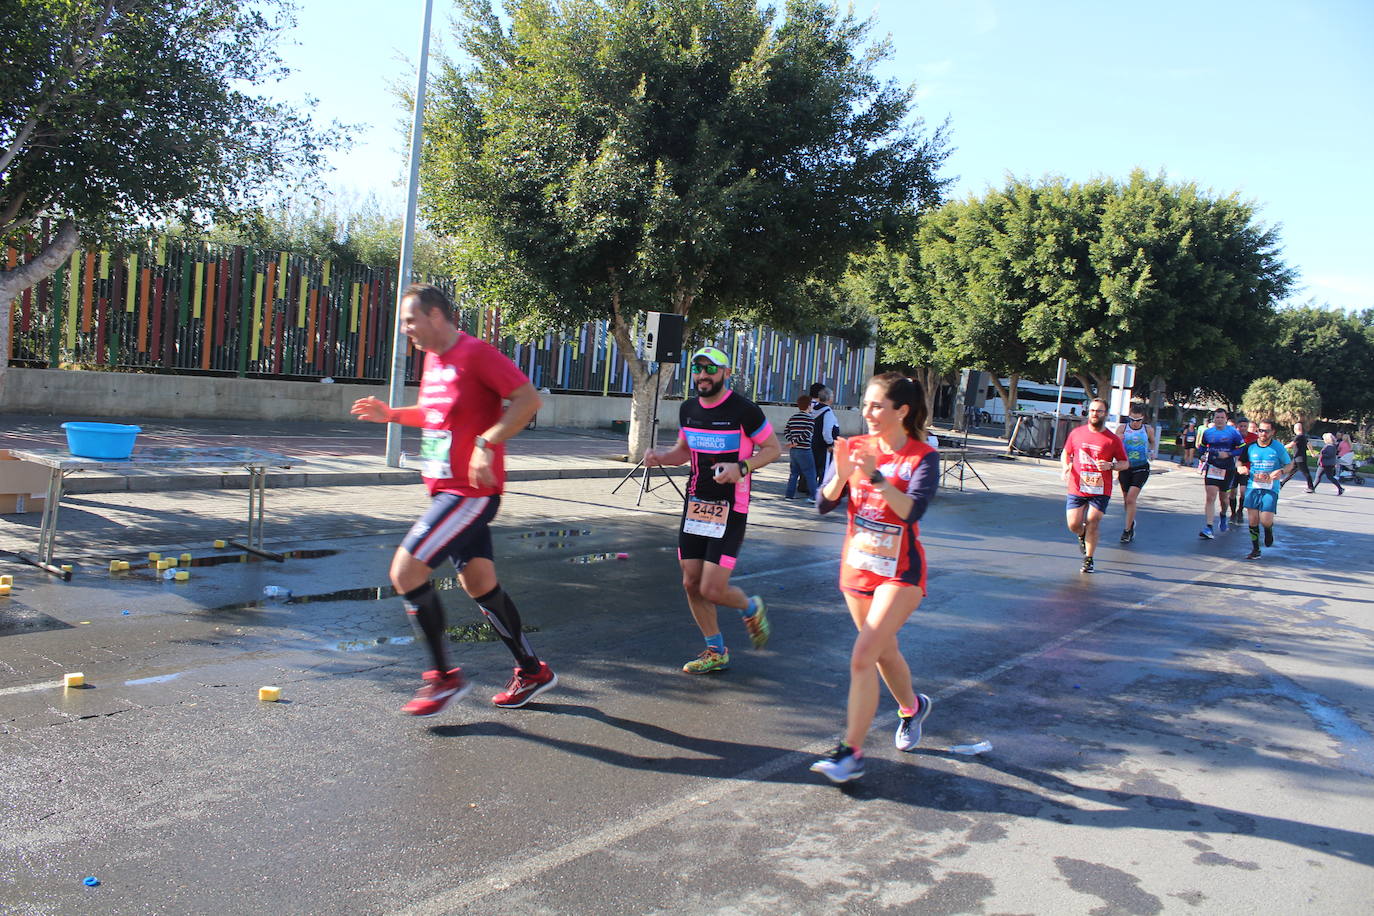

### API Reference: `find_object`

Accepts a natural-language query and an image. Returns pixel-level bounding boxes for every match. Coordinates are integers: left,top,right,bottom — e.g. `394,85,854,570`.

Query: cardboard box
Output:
1,451,51,515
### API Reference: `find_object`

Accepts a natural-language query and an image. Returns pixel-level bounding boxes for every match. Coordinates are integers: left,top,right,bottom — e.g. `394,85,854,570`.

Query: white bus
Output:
983,378,1088,424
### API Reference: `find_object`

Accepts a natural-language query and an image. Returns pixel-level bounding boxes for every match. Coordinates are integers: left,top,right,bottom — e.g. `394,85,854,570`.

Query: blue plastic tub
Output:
62,422,142,460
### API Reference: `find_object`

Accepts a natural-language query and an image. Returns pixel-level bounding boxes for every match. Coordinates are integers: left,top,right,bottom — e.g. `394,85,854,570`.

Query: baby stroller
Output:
1335,453,1366,486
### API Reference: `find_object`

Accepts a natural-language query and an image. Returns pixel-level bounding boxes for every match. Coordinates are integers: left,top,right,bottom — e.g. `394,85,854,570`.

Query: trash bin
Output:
611,419,629,434
1010,413,1056,456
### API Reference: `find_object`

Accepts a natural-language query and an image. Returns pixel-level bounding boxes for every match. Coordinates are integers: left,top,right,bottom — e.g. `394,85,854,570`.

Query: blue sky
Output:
273,0,1373,311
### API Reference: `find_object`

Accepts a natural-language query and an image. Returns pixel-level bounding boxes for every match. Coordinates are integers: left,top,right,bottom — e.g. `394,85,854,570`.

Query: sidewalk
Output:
0,413,678,493
1,413,1017,494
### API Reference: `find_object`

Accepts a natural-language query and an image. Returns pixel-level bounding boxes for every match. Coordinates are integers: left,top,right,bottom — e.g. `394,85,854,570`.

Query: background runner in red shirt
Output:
1061,398,1129,574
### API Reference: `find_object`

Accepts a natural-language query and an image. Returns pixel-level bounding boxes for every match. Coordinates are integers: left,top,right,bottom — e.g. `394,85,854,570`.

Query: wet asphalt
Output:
2,454,1372,915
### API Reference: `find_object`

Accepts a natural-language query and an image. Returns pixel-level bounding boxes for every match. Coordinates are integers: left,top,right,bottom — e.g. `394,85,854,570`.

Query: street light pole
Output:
385,0,435,468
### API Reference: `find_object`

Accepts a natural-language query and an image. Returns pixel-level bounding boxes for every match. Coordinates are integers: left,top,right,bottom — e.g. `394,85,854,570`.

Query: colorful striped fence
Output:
5,235,870,405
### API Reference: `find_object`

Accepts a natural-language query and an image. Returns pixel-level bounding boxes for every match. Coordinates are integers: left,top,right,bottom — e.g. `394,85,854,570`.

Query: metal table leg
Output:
228,465,283,561
15,468,72,579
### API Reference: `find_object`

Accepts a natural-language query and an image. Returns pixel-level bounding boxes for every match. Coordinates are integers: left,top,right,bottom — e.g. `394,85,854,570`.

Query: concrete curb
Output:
58,462,688,494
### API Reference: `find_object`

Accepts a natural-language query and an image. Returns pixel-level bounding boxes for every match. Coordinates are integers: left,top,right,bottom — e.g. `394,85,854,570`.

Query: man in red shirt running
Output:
351,284,554,716
1060,398,1130,574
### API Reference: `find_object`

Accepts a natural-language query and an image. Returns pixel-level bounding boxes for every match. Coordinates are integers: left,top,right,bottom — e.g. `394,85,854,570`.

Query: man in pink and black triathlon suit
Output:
1060,398,1130,574
351,283,555,717
644,346,782,675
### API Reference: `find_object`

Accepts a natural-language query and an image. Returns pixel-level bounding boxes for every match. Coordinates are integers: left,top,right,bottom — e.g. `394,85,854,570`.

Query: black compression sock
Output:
474,585,540,672
1249,525,1260,549
1264,526,1274,547
403,581,452,672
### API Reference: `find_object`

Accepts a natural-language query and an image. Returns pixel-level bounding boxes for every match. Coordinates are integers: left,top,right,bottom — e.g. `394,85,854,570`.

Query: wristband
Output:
474,435,490,451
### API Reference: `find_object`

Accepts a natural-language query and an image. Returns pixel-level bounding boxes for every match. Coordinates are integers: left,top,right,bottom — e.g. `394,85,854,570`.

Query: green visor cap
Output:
690,346,730,367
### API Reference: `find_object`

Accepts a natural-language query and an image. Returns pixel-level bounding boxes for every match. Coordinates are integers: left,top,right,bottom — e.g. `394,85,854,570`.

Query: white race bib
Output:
1206,464,1228,481
847,515,903,577
420,429,453,479
683,498,729,538
1077,448,1104,494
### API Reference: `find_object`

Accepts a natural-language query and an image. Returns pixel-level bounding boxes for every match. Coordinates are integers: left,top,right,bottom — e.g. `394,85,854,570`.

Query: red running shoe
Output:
492,662,558,708
402,668,471,717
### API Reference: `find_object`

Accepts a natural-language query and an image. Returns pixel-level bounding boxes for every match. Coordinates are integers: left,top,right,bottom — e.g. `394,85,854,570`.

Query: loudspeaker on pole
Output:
644,312,685,363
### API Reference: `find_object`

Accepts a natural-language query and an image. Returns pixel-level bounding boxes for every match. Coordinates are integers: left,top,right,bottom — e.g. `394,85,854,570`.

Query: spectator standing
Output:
1337,433,1354,470
809,382,826,409
812,386,840,489
783,393,817,499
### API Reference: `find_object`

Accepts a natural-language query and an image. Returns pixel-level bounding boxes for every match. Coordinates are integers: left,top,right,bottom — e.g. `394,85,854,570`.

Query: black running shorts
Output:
402,492,499,570
1117,466,1150,492
678,505,749,570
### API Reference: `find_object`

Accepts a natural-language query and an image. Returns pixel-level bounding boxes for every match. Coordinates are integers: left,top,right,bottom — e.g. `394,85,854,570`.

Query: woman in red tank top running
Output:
811,373,940,784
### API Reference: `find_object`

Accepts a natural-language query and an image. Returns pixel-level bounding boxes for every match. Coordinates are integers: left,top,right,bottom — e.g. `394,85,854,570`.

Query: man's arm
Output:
644,433,692,467
481,382,541,446
468,382,542,487
1109,437,1130,472
712,431,782,484
351,396,424,426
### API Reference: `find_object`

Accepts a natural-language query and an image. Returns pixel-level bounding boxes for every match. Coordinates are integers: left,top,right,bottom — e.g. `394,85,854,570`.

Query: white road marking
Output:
730,561,831,582
0,681,60,697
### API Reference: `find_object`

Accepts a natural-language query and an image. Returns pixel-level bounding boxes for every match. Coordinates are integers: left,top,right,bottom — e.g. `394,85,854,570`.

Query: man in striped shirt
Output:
784,393,817,499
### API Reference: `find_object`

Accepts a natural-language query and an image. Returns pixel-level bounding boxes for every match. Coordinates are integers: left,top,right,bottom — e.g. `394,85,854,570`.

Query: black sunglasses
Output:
691,363,723,374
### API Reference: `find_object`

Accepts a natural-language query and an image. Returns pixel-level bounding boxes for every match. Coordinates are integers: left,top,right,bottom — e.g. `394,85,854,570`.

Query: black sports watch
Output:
869,469,885,486
474,435,490,451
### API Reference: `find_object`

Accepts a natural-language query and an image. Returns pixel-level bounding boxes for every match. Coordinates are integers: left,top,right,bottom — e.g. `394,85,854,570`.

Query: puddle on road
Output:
108,549,342,577
188,549,339,567
0,608,75,637
333,636,414,652
568,553,627,564
286,585,395,605
332,623,537,649
446,621,540,643
125,673,182,686
514,529,591,539
207,575,467,613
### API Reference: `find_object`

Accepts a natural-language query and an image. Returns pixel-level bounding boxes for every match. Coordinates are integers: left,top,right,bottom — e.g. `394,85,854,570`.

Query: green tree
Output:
0,0,333,393
1046,171,1292,396
1254,306,1372,423
1275,378,1321,427
904,183,1098,435
189,194,463,278
1240,376,1283,422
843,241,954,422
1180,305,1374,423
899,173,1292,431
420,0,948,458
